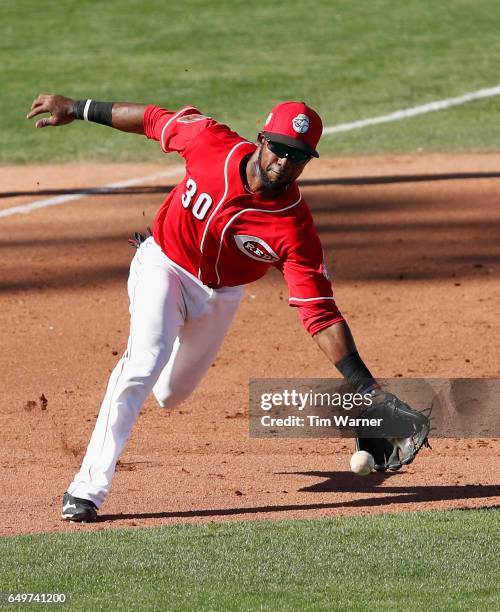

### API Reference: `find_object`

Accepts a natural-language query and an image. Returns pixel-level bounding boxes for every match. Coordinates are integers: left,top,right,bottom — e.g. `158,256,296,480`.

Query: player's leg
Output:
67,239,185,508
152,285,243,408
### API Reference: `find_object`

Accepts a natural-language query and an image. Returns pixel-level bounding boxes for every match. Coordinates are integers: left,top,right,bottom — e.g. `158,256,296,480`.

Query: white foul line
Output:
3,84,500,218
323,84,500,134
0,166,184,219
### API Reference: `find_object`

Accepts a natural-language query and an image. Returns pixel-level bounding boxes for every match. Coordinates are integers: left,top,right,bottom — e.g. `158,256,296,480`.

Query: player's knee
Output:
125,348,170,381
153,387,192,409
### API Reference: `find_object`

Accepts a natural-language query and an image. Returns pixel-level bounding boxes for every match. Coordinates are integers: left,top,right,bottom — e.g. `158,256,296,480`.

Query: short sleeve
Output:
143,105,215,157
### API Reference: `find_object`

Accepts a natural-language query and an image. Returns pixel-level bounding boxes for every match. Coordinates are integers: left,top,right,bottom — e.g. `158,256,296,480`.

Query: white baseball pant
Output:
67,237,243,507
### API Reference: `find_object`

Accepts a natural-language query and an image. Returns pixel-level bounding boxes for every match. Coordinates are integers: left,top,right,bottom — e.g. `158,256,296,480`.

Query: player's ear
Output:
257,132,265,145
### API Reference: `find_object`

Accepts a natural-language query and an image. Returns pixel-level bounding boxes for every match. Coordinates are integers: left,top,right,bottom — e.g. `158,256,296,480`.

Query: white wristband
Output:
83,99,92,121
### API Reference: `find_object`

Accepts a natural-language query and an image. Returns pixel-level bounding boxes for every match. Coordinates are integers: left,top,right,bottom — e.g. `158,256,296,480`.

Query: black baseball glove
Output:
355,392,431,472
128,227,152,249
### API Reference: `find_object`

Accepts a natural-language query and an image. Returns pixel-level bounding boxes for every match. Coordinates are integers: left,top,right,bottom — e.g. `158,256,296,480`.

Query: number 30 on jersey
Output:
181,178,213,220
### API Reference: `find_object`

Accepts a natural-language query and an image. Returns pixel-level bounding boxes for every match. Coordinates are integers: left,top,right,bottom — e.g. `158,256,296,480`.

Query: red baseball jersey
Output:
143,105,344,336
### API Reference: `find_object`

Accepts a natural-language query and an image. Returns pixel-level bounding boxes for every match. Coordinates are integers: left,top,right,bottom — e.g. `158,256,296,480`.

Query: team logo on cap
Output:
292,114,310,133
234,235,279,262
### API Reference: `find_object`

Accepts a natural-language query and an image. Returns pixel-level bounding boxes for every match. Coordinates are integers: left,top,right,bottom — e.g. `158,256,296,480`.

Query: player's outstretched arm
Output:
27,94,147,134
314,320,378,393
317,320,430,472
313,320,356,364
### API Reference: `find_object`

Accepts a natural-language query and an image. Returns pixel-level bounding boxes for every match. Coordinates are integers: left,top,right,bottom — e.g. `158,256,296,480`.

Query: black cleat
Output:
61,492,98,522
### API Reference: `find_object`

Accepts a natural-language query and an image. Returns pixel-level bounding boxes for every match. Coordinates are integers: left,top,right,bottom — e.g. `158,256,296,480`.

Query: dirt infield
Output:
1,154,499,536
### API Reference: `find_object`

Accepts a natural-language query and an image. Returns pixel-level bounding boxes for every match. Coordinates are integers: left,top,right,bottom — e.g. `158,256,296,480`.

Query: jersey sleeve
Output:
280,212,344,336
143,105,215,158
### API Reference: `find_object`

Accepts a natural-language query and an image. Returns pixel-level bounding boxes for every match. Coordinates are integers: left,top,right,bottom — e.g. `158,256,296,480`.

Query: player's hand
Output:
27,94,76,128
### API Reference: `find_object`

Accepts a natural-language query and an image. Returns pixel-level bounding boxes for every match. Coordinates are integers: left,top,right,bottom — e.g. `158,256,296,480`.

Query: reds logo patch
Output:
292,114,310,133
234,235,279,263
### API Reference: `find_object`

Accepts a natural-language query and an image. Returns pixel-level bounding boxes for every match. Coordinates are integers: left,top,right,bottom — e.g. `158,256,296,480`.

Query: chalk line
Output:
323,84,500,135
0,166,184,219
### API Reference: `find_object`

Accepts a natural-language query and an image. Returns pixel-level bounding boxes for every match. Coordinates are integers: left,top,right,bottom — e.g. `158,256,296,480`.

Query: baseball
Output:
350,450,375,475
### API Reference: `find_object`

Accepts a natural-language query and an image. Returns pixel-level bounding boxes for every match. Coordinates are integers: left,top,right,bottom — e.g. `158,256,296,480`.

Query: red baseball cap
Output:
262,101,323,158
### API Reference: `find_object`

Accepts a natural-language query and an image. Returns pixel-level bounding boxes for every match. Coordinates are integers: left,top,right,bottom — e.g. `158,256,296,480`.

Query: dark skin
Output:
27,94,364,369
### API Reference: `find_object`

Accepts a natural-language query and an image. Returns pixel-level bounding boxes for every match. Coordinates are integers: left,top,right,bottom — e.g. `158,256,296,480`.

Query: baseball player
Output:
28,94,429,522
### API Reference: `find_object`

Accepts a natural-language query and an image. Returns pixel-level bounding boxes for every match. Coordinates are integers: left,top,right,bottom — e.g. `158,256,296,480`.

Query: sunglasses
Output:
265,138,311,164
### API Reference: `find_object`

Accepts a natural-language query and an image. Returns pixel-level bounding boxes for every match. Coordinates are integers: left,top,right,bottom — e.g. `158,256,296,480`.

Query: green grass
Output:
1,509,499,610
2,0,500,163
